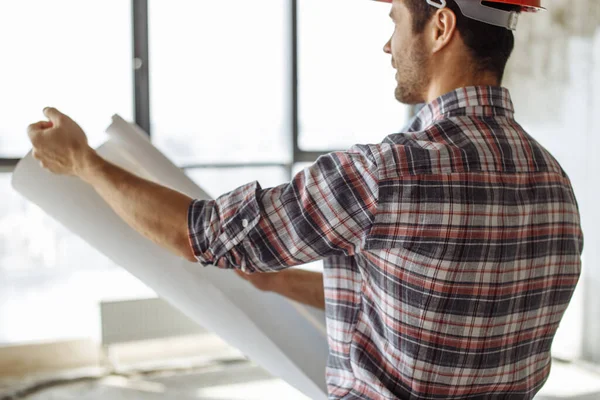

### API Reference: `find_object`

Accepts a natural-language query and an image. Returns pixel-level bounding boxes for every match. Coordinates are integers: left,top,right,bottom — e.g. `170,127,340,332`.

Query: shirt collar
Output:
411,86,515,130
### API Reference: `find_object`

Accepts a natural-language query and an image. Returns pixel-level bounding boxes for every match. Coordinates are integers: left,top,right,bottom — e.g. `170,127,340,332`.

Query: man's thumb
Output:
43,107,65,123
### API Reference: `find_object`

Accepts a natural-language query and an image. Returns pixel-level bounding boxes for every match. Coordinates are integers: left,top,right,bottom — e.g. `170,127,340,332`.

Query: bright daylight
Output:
0,0,599,399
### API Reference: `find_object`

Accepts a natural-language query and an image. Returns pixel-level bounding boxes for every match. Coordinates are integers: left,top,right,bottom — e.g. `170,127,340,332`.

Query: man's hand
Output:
25,107,195,262
235,270,282,292
27,107,99,177
236,269,325,310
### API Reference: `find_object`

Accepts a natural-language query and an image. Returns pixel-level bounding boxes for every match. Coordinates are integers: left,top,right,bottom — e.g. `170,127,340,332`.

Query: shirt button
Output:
242,219,249,228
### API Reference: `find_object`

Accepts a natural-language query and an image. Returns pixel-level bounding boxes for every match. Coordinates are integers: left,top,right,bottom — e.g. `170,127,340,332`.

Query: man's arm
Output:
81,155,197,262
27,108,196,262
188,143,379,272
28,107,379,272
237,269,325,310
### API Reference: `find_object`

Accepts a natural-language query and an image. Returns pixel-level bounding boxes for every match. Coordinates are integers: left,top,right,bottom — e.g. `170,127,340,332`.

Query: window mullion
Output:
0,159,18,173
133,0,151,136
291,0,299,179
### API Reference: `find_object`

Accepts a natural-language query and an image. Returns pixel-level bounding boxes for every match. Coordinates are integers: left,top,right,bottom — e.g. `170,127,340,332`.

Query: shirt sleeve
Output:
187,144,379,272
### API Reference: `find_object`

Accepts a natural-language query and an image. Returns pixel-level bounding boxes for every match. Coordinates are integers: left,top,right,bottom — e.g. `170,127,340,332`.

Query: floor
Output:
2,362,309,400
2,359,600,400
23,377,308,400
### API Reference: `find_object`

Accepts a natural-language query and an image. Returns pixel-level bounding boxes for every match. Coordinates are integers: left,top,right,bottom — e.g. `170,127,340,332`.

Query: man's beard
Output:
394,39,430,105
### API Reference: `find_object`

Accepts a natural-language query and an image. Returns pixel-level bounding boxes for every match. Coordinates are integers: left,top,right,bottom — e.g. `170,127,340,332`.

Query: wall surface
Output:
503,1,600,361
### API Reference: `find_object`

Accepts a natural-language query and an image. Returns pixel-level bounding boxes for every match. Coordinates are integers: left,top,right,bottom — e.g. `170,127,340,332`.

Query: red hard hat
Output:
477,0,543,12
375,0,544,30
374,0,543,10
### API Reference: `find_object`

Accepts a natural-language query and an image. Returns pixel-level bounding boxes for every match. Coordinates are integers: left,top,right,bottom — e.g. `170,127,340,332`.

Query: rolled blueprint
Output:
12,115,329,399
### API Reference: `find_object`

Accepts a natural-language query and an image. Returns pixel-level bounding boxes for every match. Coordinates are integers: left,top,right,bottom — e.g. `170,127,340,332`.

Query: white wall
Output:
503,3,600,360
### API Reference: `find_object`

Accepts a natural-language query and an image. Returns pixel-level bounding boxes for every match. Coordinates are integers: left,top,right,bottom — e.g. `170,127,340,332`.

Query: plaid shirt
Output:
189,86,584,400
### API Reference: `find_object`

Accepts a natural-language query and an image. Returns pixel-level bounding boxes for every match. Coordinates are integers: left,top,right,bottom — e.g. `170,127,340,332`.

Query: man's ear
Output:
428,7,458,54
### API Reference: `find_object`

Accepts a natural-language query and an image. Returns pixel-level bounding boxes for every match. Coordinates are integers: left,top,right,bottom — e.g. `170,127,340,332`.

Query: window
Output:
0,0,134,158
0,175,154,344
148,0,291,166
297,0,410,151
0,0,140,344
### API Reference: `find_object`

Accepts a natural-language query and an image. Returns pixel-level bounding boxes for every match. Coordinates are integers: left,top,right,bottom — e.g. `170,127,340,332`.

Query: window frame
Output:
129,0,327,177
0,159,18,173
0,0,326,176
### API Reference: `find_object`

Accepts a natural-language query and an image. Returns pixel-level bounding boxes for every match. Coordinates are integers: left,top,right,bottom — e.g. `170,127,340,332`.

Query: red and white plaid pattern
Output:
189,86,583,400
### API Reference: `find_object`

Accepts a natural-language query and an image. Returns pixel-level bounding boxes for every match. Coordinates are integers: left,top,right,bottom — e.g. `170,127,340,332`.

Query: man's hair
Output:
404,0,520,82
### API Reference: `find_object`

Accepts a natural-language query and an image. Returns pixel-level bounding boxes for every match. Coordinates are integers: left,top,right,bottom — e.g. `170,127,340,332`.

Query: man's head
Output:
383,0,519,104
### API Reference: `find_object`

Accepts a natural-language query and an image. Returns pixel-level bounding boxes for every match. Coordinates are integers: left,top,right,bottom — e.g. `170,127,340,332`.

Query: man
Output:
27,0,583,398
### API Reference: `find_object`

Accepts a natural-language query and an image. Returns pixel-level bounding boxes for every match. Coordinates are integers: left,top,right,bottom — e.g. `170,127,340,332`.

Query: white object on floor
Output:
11,115,329,399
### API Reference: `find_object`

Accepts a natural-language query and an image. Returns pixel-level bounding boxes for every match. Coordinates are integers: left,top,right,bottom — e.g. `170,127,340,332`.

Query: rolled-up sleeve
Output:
188,144,379,272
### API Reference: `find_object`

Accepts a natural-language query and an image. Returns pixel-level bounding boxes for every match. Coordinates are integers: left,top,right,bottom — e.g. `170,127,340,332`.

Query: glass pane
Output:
0,174,154,344
0,0,134,158
186,167,290,199
298,0,410,150
149,0,291,166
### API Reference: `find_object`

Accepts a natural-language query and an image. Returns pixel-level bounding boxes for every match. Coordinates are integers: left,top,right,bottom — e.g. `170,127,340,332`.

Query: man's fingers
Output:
27,121,51,144
43,107,65,124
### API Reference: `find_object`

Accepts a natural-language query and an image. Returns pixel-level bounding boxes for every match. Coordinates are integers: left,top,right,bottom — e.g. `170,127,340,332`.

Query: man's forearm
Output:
272,269,325,310
79,151,196,262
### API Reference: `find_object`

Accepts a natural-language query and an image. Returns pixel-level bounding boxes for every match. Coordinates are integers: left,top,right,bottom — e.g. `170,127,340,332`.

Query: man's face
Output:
383,0,431,104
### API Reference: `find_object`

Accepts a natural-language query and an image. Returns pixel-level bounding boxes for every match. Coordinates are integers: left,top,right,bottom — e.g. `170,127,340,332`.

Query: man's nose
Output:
383,38,391,54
